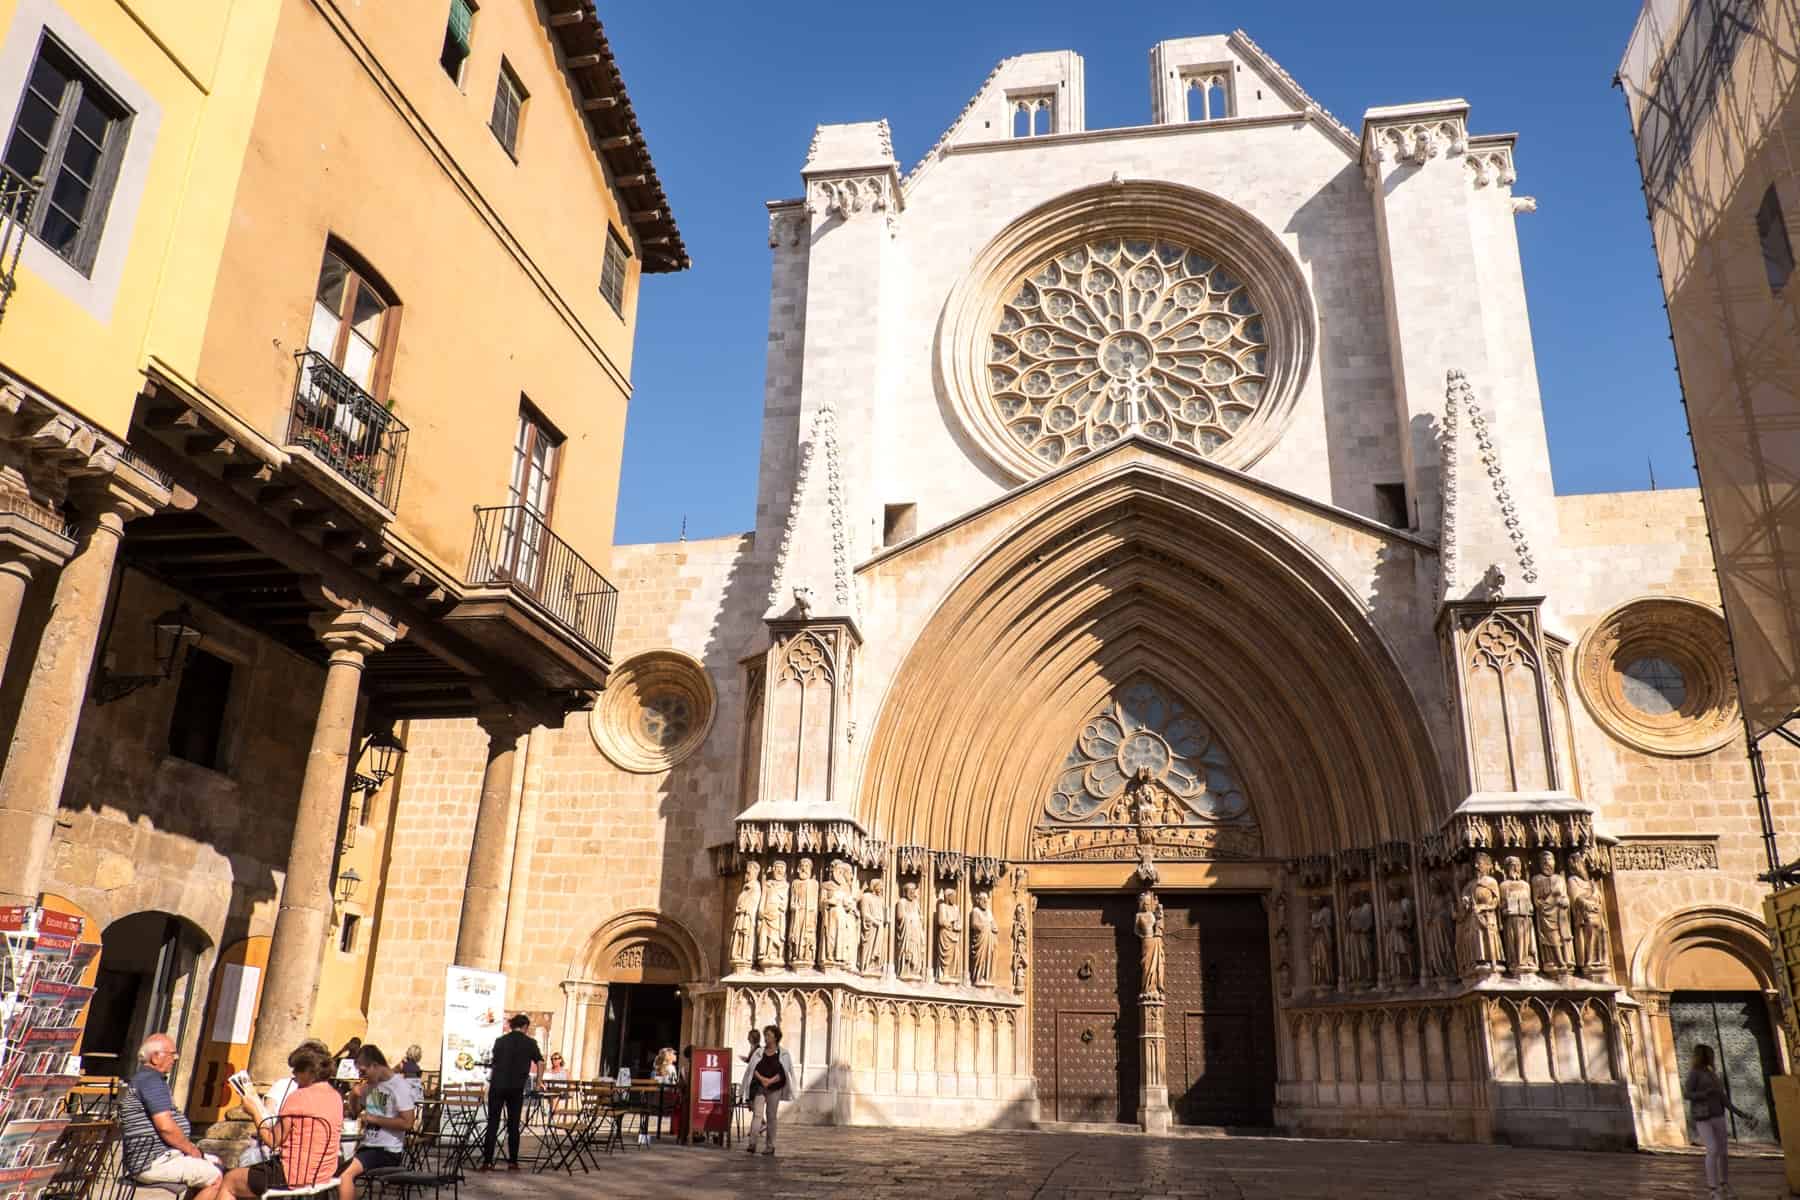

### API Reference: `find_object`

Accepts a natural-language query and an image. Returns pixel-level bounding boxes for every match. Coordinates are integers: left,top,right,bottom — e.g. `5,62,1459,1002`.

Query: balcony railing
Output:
0,170,41,326
287,350,408,510
469,504,618,661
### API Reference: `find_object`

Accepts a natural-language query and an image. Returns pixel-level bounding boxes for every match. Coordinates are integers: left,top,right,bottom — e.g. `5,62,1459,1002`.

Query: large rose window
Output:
986,238,1270,469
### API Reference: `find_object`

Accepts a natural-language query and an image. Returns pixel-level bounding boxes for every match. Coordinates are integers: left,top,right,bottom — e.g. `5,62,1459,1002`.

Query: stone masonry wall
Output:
367,534,762,1063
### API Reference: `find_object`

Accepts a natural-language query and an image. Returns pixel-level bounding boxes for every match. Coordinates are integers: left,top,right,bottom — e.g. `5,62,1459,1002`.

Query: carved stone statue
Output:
1497,852,1540,978
1384,880,1416,984
969,890,999,986
895,881,927,981
819,860,844,967
1010,902,1028,993
832,860,861,969
1308,896,1336,989
730,861,761,971
1567,849,1611,979
935,887,962,981
1455,853,1503,974
1135,891,1166,997
858,877,888,975
787,856,820,969
1498,855,1537,974
757,859,790,970
1424,873,1457,980
1345,893,1376,989
1531,850,1574,974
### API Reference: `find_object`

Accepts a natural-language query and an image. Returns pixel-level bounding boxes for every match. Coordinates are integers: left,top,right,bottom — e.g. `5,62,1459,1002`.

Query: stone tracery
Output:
986,238,1271,469
1044,677,1248,825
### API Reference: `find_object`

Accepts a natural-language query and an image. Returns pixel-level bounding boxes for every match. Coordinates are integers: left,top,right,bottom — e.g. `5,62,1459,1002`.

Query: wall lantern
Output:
350,726,405,795
92,603,203,705
335,867,363,907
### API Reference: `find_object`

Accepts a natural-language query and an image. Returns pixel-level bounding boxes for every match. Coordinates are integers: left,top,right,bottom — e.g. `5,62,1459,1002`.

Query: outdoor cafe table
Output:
613,1082,677,1143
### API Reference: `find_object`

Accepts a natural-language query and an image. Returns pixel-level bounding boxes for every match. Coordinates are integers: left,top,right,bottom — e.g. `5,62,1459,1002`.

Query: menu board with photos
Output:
440,966,505,1087
0,907,97,1200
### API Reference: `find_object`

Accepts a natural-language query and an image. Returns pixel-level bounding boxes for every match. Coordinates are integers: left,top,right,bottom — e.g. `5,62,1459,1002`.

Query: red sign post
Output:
684,1046,732,1144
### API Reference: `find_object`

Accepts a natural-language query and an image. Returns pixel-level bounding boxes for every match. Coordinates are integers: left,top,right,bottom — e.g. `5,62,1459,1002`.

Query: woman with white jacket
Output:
745,1025,794,1157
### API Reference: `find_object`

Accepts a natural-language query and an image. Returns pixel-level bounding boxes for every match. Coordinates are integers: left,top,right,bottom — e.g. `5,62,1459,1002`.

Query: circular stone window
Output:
1574,598,1738,757
939,180,1316,483
590,650,716,773
988,238,1271,468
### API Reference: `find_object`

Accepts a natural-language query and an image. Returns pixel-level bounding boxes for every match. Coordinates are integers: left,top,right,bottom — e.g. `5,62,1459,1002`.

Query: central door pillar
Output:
1136,889,1171,1133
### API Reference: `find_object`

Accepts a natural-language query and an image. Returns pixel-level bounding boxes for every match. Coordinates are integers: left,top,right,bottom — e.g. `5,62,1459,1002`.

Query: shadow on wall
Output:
1,565,330,1098
1288,162,1404,520
637,530,767,1053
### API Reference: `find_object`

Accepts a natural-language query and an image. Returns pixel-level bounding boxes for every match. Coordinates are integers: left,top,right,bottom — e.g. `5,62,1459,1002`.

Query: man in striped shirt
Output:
119,1034,225,1200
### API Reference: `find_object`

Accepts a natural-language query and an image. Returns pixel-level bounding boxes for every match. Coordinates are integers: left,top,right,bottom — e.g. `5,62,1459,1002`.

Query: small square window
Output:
489,59,526,159
600,229,630,316
1,33,133,274
339,912,360,954
1758,184,1794,292
440,0,476,85
167,648,234,770
1374,482,1409,530
883,503,917,546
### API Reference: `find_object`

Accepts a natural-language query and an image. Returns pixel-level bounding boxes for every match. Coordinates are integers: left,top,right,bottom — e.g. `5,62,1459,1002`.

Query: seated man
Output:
341,1045,414,1200
119,1034,225,1200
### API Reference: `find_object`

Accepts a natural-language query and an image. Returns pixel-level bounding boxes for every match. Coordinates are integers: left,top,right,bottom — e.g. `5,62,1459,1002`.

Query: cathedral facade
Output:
369,34,1795,1147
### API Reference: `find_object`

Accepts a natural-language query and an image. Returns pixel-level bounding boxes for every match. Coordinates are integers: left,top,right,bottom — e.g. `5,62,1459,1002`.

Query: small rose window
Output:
591,650,716,772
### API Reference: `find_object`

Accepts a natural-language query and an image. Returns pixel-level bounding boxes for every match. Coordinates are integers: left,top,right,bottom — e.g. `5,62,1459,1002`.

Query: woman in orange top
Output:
223,1044,345,1196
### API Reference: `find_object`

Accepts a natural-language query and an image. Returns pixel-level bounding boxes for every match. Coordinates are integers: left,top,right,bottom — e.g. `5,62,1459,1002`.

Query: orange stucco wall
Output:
193,0,638,577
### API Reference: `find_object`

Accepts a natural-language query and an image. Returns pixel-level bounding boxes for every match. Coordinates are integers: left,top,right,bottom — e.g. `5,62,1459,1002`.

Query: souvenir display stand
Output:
0,907,97,1200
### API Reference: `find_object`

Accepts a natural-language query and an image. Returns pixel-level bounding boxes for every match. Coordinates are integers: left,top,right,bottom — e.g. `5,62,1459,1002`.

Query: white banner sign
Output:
441,965,505,1087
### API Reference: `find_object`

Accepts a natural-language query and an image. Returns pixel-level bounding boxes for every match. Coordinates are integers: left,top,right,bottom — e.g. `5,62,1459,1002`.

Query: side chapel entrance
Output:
1032,893,1273,1126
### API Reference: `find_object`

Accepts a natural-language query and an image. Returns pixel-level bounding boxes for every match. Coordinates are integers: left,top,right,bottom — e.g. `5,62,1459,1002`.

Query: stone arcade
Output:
369,33,1797,1147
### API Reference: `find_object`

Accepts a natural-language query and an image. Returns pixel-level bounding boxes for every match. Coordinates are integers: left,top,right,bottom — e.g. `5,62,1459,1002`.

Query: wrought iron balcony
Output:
0,170,41,325
287,350,408,510
468,504,617,662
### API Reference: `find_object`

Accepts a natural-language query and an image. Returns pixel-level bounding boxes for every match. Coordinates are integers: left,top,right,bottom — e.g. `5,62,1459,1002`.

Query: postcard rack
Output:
0,907,96,1200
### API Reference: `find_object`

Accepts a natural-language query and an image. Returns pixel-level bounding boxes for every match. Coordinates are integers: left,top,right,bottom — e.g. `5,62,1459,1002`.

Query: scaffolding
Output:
1620,0,1800,883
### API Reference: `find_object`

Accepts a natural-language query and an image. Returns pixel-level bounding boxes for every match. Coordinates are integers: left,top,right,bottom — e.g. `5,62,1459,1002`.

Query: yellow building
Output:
0,0,684,1119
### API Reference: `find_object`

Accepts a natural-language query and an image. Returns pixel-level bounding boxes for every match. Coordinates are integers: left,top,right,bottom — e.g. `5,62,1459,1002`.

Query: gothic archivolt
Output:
589,649,717,772
856,462,1443,859
1572,596,1738,757
939,180,1316,483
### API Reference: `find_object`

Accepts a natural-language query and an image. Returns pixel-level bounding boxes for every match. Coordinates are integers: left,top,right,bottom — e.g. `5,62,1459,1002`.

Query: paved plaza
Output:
460,1126,1788,1199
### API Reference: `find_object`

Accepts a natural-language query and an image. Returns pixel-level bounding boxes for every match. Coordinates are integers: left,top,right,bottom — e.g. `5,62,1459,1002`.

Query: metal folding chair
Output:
109,1135,186,1200
258,1114,341,1200
42,1119,117,1200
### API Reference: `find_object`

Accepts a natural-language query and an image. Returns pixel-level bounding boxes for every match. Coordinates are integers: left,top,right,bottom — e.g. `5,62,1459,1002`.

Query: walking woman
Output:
744,1025,794,1157
1684,1043,1757,1199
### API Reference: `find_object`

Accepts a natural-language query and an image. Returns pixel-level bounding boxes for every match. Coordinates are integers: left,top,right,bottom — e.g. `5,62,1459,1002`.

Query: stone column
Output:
1140,992,1170,1134
0,477,159,905
499,722,551,978
454,705,526,970
0,544,46,687
248,608,396,1081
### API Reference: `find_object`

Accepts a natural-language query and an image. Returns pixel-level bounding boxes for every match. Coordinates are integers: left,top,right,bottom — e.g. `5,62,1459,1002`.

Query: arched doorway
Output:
855,458,1446,1129
563,911,706,1080
84,912,212,1091
1636,906,1783,1145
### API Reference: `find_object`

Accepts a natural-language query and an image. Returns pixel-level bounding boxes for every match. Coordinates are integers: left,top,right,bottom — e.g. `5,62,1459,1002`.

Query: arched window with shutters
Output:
306,243,400,399
291,241,407,508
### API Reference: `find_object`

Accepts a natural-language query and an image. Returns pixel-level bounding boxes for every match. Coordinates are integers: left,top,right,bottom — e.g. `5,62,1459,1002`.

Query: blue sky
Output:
602,3,1675,545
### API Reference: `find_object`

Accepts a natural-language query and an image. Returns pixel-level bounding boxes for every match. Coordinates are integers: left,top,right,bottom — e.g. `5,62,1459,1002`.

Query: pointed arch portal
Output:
858,462,1447,862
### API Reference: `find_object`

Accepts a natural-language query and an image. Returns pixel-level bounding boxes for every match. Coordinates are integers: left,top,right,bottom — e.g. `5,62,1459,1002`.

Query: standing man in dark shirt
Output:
479,1014,542,1170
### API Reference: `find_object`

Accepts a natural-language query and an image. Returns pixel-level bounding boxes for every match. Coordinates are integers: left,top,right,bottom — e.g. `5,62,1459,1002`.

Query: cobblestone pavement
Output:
460,1126,1789,1199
